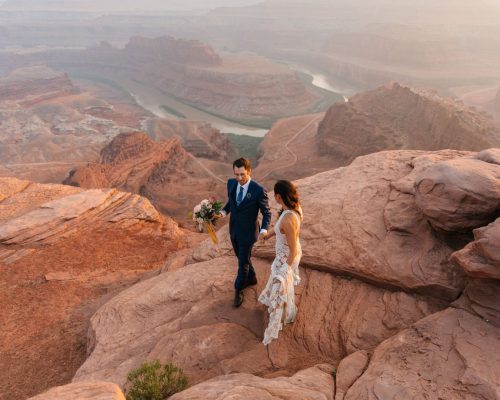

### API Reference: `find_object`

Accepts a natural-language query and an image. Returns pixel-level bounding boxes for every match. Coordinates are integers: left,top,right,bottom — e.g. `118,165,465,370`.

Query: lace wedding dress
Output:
258,209,302,345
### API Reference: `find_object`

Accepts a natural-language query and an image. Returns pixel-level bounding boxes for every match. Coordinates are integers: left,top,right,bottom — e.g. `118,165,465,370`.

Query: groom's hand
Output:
259,232,268,242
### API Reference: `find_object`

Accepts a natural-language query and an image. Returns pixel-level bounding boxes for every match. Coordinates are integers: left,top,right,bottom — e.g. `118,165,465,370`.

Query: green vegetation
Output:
160,105,186,119
68,72,134,100
224,133,264,165
125,360,188,400
181,99,276,129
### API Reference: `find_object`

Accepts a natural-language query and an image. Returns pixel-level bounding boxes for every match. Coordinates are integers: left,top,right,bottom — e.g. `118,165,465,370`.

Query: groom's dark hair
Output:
233,157,251,172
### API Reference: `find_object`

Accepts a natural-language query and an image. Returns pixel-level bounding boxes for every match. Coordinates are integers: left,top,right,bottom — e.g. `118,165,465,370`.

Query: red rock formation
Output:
253,113,328,186
150,119,237,162
254,83,500,186
451,219,500,280
24,36,323,126
64,132,228,220
28,382,125,400
415,149,500,232
185,148,500,399
12,148,500,400
0,177,184,400
125,36,222,66
99,131,157,164
0,67,148,183
317,82,500,162
0,73,78,104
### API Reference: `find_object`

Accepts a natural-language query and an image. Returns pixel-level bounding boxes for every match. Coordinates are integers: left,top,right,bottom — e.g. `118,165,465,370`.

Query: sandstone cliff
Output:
0,66,78,104
37,148,499,400
254,83,500,186
63,132,228,221
0,177,184,400
150,119,237,163
317,82,500,161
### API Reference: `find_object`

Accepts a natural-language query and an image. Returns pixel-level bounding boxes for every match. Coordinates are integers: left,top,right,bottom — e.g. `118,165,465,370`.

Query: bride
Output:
258,180,302,346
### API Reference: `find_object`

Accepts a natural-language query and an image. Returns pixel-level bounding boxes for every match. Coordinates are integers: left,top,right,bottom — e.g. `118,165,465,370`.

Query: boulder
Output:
344,308,500,399
28,381,125,400
169,365,335,400
451,218,500,280
415,150,500,232
0,186,173,250
334,351,369,400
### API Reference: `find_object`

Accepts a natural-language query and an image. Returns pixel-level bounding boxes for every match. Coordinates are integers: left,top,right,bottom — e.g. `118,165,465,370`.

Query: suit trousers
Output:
230,235,256,291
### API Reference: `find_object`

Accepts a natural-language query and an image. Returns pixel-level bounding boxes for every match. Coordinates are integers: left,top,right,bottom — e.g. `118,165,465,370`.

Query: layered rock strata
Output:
63,132,228,220
254,83,500,186
0,177,183,399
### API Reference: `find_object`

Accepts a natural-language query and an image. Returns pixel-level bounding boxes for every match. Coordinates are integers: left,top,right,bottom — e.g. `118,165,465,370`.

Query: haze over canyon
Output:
0,1,499,400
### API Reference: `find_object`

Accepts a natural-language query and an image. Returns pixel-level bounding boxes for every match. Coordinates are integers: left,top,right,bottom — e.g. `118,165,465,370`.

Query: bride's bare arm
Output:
281,214,298,265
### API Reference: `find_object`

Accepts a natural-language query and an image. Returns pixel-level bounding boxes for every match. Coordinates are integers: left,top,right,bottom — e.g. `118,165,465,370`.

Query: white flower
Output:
196,217,204,224
194,204,201,213
201,199,210,206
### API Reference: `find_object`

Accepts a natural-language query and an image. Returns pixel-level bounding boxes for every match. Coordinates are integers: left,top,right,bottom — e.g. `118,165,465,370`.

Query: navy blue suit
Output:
223,178,272,291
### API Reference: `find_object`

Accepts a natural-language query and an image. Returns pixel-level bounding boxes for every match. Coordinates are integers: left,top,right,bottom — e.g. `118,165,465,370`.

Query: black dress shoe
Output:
244,275,258,288
233,291,244,308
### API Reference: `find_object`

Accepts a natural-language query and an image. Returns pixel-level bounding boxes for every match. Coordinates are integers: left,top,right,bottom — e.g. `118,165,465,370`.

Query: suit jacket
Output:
223,178,272,245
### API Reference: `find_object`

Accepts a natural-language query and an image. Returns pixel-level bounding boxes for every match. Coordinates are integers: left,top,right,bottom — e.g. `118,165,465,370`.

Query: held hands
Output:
259,230,275,243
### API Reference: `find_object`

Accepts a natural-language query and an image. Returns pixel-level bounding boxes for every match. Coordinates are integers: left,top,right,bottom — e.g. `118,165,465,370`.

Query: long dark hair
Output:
274,180,302,218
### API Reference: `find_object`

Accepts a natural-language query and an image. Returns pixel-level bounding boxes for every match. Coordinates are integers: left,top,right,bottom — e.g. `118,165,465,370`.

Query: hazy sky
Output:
0,0,262,12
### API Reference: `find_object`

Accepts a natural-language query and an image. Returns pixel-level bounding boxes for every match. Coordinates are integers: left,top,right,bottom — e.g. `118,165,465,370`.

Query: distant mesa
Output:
124,35,222,66
10,35,327,127
0,66,147,183
0,66,79,105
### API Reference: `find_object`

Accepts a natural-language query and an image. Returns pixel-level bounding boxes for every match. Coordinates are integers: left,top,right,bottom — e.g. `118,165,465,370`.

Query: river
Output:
92,67,350,138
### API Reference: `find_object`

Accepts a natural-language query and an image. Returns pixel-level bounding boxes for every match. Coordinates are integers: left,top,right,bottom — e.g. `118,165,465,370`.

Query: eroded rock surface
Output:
74,256,444,388
415,150,500,232
196,150,472,299
169,365,334,400
63,132,228,221
15,148,500,400
28,381,125,400
317,83,500,164
0,177,183,399
451,218,500,279
344,308,500,400
334,351,369,400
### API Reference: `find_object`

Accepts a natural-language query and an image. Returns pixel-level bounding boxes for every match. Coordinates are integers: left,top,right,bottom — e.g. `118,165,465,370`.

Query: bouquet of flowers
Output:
192,197,224,244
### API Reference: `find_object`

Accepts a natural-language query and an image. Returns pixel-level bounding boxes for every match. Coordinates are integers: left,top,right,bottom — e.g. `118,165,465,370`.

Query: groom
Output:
218,157,272,307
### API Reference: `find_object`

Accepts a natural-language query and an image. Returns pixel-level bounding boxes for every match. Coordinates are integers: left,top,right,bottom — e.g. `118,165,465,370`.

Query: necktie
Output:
236,185,244,205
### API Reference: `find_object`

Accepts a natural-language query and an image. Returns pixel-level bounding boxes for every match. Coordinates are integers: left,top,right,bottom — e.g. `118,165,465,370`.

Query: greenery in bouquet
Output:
193,197,223,225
